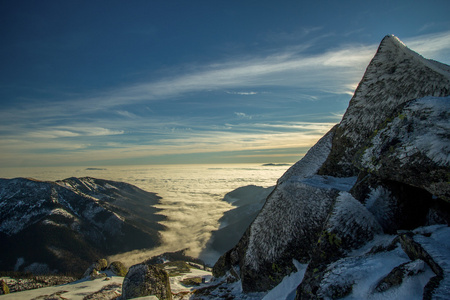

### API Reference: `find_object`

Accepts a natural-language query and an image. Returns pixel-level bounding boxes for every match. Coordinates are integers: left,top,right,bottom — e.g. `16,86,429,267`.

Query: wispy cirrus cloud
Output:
404,31,450,62
27,127,124,139
234,112,252,119
1,31,449,167
226,91,259,95
88,31,449,108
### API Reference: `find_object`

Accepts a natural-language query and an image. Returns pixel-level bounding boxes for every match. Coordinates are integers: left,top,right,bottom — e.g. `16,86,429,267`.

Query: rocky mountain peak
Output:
213,35,450,298
319,35,450,176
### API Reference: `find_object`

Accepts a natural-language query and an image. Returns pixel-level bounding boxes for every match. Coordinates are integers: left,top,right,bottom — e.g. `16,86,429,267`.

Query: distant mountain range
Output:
0,177,166,275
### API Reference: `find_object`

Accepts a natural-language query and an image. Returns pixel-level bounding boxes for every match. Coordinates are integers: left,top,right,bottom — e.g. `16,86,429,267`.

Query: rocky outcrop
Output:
0,280,9,295
213,35,450,298
121,263,172,300
0,275,77,293
357,96,450,201
83,259,109,279
109,261,128,277
319,35,450,177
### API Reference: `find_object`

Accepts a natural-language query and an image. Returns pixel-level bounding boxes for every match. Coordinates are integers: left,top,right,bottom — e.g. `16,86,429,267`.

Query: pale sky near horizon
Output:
1,0,450,168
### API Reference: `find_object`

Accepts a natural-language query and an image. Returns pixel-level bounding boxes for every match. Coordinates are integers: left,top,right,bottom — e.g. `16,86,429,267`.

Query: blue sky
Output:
1,0,450,167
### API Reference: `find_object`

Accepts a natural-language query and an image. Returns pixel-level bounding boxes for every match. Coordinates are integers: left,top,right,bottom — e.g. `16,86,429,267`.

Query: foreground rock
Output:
214,35,450,299
109,261,128,277
0,279,9,294
121,263,172,300
0,275,77,294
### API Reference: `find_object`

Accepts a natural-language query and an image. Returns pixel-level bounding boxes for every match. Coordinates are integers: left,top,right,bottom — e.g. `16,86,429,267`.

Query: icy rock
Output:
296,192,383,298
374,259,426,293
320,35,450,177
358,96,450,201
240,183,339,292
121,263,172,300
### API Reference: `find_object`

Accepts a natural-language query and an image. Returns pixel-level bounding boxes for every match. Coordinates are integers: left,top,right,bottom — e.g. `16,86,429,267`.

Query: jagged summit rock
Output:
213,35,450,298
319,34,450,177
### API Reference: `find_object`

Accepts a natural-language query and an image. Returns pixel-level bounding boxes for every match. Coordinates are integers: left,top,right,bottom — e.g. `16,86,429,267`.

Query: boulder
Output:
121,263,172,300
0,280,9,295
83,258,108,279
109,261,128,277
374,260,426,293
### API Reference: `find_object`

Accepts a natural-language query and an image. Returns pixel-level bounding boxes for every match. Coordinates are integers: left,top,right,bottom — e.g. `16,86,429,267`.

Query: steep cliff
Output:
213,35,450,299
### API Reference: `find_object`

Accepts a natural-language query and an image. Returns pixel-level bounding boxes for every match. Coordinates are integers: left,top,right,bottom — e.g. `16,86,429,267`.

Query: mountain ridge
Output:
0,177,166,275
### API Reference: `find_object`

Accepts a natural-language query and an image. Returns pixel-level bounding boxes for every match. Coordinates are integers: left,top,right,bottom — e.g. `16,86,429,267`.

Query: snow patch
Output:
413,226,450,299
362,96,450,170
319,244,434,300
263,260,307,300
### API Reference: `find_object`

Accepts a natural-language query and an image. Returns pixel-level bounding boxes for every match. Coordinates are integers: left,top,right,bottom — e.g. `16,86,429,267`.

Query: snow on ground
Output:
263,260,308,300
169,267,213,294
319,244,435,300
1,266,215,300
413,225,450,299
0,275,123,300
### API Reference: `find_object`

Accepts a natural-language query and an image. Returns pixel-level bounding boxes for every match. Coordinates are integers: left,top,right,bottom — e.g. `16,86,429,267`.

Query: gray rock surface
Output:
121,263,172,300
108,261,128,277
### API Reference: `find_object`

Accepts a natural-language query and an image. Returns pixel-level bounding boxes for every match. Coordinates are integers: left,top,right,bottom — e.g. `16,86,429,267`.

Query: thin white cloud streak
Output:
404,31,450,62
226,91,259,95
87,31,450,108
234,112,252,119
27,127,124,139
0,123,334,167
4,31,449,119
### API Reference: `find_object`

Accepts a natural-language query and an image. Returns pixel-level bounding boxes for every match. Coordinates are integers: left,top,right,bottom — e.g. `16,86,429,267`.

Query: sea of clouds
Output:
1,164,290,266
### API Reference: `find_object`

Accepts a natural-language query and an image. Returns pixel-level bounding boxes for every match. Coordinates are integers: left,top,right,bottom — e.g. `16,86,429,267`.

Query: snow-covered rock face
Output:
213,35,450,298
320,35,450,177
359,96,450,200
